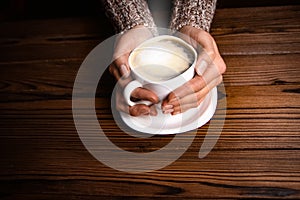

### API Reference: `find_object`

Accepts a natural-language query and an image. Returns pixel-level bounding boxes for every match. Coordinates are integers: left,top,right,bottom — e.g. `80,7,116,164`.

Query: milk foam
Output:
130,38,194,82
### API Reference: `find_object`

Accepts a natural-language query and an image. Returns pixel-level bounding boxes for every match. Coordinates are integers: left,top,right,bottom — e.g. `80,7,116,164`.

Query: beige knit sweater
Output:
103,0,217,34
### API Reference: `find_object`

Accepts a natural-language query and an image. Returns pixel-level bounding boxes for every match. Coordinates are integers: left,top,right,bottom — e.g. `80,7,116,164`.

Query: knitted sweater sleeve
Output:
103,0,157,34
170,0,217,32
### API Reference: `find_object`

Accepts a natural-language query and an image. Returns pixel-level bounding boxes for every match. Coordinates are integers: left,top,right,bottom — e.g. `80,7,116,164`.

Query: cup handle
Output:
123,80,152,107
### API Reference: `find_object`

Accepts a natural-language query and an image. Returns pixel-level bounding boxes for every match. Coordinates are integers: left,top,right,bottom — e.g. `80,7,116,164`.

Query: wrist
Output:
170,0,217,33
125,25,158,37
179,25,209,38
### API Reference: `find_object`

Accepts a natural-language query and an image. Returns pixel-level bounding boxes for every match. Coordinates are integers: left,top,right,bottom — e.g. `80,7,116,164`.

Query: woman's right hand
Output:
109,25,159,116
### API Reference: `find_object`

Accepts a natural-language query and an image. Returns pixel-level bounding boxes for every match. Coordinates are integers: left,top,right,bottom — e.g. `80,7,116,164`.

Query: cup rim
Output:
128,35,198,84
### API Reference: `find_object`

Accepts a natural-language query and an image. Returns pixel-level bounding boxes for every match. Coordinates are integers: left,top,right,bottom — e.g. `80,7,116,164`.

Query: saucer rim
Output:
119,87,217,135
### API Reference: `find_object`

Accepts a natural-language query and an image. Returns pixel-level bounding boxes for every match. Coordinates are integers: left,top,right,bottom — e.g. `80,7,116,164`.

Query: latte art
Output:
130,38,195,82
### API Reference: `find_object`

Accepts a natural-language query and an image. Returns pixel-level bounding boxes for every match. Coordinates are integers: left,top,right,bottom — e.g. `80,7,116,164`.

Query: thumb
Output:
114,53,131,78
131,87,160,104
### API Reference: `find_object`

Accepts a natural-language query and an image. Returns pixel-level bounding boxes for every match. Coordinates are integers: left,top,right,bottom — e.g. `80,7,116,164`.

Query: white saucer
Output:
119,87,217,135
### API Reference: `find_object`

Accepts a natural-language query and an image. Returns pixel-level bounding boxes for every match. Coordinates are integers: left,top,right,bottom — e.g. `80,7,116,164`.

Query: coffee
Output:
124,35,197,107
130,38,195,82
134,64,179,82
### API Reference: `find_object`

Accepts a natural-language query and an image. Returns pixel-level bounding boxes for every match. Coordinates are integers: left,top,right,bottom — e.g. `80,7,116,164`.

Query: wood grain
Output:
0,5,299,200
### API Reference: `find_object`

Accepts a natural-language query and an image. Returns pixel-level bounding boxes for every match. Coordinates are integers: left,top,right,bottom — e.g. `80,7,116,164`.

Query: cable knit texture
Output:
103,0,157,34
170,0,217,32
103,0,217,34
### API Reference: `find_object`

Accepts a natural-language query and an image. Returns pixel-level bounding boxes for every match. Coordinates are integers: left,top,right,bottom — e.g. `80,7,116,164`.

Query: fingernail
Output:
120,64,129,78
163,109,174,114
196,60,208,75
172,111,180,115
162,104,173,111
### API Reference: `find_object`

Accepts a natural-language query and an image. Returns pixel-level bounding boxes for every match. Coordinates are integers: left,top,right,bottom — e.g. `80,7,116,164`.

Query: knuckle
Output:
115,54,128,66
200,30,212,41
206,50,216,61
129,106,139,116
174,106,182,113
150,95,159,104
219,61,227,74
168,92,177,101
194,76,205,89
196,93,203,104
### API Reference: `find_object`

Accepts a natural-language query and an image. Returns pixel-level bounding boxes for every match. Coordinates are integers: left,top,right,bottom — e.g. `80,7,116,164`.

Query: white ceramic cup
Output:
124,35,198,107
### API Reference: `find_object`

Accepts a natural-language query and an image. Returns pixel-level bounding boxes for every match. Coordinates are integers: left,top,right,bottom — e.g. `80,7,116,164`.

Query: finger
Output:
196,30,216,60
178,27,222,76
110,64,132,88
162,62,221,109
131,87,159,104
118,103,151,116
211,53,227,75
113,53,130,78
161,77,201,112
161,100,174,113
113,26,153,60
163,75,207,105
171,89,207,114
170,75,222,114
172,96,205,115
165,86,203,113
194,39,226,81
116,95,157,116
188,29,217,76
115,86,153,116
129,104,151,116
109,63,122,80
193,55,226,97
195,59,209,76
177,26,213,51
195,44,216,76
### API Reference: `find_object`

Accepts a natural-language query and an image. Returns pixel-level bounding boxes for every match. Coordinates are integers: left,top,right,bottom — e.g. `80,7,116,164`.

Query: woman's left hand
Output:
162,25,226,115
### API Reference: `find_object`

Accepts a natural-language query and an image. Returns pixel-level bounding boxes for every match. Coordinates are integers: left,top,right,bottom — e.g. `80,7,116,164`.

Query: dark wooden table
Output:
0,5,299,199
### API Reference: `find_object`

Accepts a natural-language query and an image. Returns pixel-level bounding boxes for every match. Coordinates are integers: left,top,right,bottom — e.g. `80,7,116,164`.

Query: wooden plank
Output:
0,5,299,200
0,31,299,62
0,6,298,39
0,18,113,39
0,121,299,173
0,82,299,109
0,147,299,199
212,5,300,33
0,175,299,199
223,54,300,86
0,6,299,62
0,41,100,62
0,60,299,106
225,85,300,109
216,0,300,8
215,32,300,55
0,82,299,136
0,54,298,101
0,120,299,151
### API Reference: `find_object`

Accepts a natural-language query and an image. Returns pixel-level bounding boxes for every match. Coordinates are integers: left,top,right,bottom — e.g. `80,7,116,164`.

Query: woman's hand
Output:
162,25,226,115
109,25,159,116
